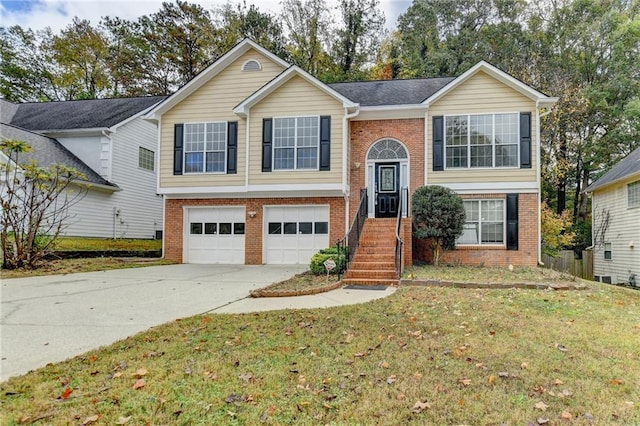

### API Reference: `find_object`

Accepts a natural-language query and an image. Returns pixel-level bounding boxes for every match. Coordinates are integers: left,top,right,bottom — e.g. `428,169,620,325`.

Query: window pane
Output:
470,145,492,167
206,151,225,172
284,222,297,234
204,223,217,234
314,222,328,234
206,122,227,151
184,152,203,173
138,147,154,171
297,117,319,147
481,200,504,221
446,116,468,146
274,118,296,148
495,114,518,145
464,201,479,221
190,222,203,234
446,146,467,168
604,242,612,260
628,181,640,208
297,147,317,169
495,144,518,167
268,222,282,234
274,147,295,170
234,223,245,235
481,222,504,243
184,123,205,152
470,115,492,146
459,222,479,244
299,222,312,234
219,223,232,234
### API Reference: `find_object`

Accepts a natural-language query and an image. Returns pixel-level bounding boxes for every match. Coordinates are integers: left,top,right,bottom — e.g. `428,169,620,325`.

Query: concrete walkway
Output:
1,264,394,381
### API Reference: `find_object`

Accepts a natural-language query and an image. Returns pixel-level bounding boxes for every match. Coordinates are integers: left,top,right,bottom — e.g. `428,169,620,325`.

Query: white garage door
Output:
185,207,245,264
264,206,330,264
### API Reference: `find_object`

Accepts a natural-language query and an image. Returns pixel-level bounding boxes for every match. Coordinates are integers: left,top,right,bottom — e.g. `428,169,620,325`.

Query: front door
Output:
375,162,400,218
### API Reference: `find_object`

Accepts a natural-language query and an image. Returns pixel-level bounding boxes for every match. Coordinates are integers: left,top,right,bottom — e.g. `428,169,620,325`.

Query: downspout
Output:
101,129,114,182
343,106,360,236
536,102,554,266
424,107,429,186
245,111,251,192
155,116,166,258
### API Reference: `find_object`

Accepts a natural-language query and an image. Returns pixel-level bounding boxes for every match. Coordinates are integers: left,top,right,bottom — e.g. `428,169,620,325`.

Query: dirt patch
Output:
250,271,342,297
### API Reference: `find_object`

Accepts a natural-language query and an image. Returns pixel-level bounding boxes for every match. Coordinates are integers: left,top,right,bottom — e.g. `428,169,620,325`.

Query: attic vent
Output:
242,59,262,72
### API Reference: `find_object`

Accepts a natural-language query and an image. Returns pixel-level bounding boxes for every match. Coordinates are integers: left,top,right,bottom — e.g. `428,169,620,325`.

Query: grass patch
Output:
54,237,162,252
405,264,579,285
1,282,638,424
1,257,173,279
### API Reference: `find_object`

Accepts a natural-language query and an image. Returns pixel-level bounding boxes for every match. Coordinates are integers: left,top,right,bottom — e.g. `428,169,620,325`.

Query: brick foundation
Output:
413,193,539,267
165,197,346,264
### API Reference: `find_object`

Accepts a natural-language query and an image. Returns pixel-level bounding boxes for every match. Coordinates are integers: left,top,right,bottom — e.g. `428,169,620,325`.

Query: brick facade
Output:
164,197,346,264
414,192,539,267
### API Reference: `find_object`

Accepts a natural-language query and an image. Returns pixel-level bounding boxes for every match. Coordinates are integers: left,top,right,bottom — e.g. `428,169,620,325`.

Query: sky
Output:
0,0,412,32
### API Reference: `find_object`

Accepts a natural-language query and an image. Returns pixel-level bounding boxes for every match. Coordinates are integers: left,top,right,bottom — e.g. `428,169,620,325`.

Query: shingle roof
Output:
8,96,166,131
0,99,19,123
585,147,640,193
0,123,117,188
328,77,455,106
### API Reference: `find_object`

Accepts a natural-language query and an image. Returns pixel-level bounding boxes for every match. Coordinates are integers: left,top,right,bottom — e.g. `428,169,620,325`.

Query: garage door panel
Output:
264,206,330,265
186,207,245,264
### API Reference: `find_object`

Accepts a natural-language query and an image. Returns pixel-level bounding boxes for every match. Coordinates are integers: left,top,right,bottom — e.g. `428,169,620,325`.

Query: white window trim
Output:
604,242,612,260
444,112,520,170
457,198,506,246
138,146,155,172
272,115,320,171
183,121,228,175
627,180,640,209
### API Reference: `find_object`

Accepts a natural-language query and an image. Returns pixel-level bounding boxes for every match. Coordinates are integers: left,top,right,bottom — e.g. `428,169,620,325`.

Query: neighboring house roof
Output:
8,96,166,131
328,77,455,106
584,147,640,193
0,122,118,189
0,99,19,123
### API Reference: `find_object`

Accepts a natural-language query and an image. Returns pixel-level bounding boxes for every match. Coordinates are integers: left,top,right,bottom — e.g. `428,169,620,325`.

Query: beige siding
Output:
159,50,285,188
248,76,344,185
427,71,538,185
592,177,640,284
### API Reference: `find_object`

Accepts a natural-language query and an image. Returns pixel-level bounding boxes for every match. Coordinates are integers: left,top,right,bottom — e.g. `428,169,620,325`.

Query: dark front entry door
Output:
375,162,400,218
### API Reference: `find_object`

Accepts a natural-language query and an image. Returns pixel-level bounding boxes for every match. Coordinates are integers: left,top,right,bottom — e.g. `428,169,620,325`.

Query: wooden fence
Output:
541,250,593,280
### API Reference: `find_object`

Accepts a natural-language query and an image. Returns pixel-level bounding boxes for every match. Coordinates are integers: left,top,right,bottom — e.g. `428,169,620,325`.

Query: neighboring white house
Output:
585,147,640,286
0,96,166,239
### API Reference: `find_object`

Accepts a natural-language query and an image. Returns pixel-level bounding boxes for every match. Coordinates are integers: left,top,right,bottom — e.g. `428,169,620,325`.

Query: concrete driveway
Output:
1,264,307,381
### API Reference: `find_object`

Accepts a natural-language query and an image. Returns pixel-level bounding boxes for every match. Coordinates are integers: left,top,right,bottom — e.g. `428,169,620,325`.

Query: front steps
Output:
341,218,399,287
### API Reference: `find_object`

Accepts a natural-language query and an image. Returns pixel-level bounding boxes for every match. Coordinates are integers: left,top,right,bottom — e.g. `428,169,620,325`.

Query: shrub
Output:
412,185,465,265
309,247,346,275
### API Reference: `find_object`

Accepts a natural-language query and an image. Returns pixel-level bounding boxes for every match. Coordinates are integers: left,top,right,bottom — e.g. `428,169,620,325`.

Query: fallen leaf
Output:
459,378,471,386
537,417,550,424
354,352,366,358
380,361,389,369
411,400,431,413
134,368,148,378
534,401,549,411
610,378,624,385
584,412,594,423
81,414,99,425
561,389,573,397
521,362,529,369
61,387,72,399
116,416,131,424
555,343,568,352
387,375,397,385
498,371,509,378
554,379,564,385
238,373,254,383
488,375,497,385
133,379,145,390
622,401,634,409
112,372,123,379
560,411,573,420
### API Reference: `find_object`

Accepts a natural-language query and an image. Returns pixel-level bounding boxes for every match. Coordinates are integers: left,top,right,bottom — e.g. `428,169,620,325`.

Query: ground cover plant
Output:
53,237,162,252
2,281,638,425
405,265,579,285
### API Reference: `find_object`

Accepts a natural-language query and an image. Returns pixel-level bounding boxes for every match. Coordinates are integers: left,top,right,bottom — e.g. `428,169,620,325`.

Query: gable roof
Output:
329,77,455,107
584,147,640,193
0,123,118,189
422,61,558,107
7,96,166,131
146,39,290,120
233,66,358,116
0,99,19,123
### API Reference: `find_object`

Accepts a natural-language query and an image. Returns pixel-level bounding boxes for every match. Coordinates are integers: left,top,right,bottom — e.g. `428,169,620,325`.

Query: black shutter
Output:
226,121,238,174
262,118,272,172
173,123,183,175
433,116,444,171
319,116,331,171
506,193,519,250
520,112,531,169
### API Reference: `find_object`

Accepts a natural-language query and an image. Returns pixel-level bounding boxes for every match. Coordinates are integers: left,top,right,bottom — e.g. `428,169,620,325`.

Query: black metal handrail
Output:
337,188,367,278
394,187,408,278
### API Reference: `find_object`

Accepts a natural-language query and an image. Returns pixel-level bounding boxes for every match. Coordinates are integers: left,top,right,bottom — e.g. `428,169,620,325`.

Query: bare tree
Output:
1,139,87,269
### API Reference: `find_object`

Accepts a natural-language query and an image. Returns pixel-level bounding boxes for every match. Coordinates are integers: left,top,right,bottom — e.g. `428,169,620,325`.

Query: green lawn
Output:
54,237,161,252
1,281,638,425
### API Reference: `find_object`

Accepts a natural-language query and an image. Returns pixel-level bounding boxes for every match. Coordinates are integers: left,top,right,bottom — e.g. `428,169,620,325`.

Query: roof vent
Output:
242,59,262,72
